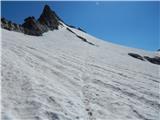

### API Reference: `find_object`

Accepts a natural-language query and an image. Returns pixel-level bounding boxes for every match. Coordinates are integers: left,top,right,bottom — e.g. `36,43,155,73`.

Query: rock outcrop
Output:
128,53,144,61
1,4,87,36
38,5,60,30
66,27,95,46
128,52,160,65
1,17,23,32
144,56,160,65
22,16,44,36
1,5,60,36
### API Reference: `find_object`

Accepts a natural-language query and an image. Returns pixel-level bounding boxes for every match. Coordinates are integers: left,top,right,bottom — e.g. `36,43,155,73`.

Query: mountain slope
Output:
1,21,160,120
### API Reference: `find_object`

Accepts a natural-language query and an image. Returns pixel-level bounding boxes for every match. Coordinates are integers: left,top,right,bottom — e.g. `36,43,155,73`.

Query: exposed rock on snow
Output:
1,17,23,32
144,56,160,65
66,27,76,34
76,35,95,46
66,27,95,46
128,53,160,65
128,53,144,61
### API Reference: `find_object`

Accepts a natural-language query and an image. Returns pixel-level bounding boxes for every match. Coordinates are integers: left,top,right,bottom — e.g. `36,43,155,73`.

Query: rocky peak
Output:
38,4,60,30
43,5,52,13
1,5,61,36
1,4,86,36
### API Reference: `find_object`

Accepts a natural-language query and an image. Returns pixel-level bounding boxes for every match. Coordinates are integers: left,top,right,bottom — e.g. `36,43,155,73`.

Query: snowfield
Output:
1,25,160,120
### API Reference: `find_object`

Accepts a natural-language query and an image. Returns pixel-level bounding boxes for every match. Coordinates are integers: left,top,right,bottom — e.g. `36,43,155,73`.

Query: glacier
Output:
1,23,160,120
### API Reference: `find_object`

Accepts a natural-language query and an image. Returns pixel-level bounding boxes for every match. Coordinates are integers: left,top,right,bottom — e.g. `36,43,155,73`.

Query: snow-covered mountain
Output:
1,5,160,120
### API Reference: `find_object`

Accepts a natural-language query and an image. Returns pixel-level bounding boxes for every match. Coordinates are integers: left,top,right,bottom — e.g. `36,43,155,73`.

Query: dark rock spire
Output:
38,4,60,30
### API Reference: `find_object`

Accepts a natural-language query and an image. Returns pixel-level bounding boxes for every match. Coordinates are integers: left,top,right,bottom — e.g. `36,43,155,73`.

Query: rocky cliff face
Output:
38,5,60,30
1,17,24,32
22,16,44,36
1,5,60,36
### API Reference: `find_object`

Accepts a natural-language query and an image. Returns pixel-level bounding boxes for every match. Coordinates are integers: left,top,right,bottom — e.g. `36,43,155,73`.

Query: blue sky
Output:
1,1,159,51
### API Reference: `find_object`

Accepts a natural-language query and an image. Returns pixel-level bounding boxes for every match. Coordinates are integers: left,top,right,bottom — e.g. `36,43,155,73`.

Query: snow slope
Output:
1,25,160,120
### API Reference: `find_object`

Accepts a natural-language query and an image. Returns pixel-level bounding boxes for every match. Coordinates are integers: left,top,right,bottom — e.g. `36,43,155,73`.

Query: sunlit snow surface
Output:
1,26,160,120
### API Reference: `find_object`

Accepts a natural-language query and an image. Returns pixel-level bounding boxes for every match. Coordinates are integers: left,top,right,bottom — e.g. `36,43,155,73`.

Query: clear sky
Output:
1,1,159,51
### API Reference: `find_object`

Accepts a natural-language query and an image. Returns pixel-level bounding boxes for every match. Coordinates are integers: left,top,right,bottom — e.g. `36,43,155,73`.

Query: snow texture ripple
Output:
1,26,160,120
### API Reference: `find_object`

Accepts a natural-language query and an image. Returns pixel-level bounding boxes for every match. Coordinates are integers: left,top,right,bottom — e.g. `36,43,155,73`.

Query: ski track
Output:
1,28,160,120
